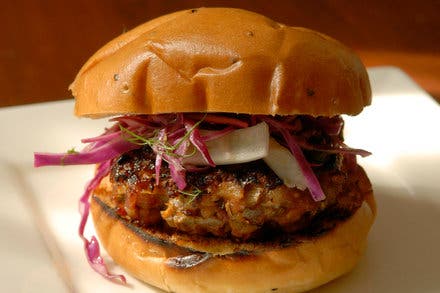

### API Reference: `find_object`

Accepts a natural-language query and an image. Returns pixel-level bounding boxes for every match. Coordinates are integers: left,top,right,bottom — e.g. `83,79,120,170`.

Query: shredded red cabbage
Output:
259,117,326,201
33,112,370,283
78,160,126,283
34,139,138,167
185,120,215,167
153,129,166,186
187,113,249,128
299,142,372,157
314,116,344,136
200,126,235,142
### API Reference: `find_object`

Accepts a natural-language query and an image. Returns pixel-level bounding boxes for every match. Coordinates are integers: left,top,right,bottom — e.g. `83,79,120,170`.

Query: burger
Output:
34,7,375,293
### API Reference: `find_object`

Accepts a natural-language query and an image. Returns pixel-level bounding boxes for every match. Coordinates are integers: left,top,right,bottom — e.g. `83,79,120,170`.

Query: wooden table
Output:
1,1,439,107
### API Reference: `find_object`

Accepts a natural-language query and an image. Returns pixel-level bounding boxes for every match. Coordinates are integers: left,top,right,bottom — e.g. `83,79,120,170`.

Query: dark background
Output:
1,0,439,107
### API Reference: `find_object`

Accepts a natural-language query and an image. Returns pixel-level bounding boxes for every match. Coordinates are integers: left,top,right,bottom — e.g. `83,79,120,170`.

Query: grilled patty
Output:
93,146,371,240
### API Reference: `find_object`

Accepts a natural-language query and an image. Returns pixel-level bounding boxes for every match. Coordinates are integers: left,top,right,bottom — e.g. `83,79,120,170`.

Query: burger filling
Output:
94,145,370,241
34,113,371,281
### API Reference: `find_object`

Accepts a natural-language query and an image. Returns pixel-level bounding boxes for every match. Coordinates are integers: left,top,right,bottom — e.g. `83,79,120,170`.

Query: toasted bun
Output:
70,7,371,118
90,186,375,293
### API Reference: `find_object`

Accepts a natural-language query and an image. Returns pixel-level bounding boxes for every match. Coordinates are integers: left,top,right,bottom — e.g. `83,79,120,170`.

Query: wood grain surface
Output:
1,0,439,107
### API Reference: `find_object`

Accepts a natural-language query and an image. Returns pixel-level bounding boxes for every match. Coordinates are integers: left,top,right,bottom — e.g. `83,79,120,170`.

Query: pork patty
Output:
93,146,371,240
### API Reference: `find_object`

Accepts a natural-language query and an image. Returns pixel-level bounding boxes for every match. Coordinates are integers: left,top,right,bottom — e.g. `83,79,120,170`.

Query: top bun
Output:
70,7,371,118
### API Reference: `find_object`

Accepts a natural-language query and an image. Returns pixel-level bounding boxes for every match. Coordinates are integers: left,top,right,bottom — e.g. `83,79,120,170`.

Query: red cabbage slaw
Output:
33,113,370,283
78,160,126,283
33,114,246,283
259,117,326,201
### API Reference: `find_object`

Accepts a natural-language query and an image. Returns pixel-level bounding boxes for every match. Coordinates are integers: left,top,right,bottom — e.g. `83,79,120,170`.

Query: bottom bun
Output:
90,190,375,293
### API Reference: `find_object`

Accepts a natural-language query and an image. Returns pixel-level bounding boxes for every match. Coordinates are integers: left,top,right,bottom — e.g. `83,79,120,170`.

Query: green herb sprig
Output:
118,114,206,159
178,187,203,203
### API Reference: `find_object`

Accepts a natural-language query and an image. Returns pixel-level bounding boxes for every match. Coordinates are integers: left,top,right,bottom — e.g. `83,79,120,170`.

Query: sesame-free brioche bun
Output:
90,180,375,293
70,7,371,118
77,7,375,292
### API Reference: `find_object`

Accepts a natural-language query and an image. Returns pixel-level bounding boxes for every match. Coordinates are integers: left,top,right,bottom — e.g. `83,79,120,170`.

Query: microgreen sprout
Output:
178,187,203,203
118,114,206,160
61,147,79,165
67,147,79,154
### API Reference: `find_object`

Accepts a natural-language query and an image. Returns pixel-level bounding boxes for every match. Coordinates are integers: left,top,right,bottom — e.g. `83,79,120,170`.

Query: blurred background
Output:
1,0,439,107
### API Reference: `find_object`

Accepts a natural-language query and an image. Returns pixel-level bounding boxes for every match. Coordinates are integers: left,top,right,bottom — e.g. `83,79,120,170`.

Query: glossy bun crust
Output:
70,7,371,118
90,188,375,293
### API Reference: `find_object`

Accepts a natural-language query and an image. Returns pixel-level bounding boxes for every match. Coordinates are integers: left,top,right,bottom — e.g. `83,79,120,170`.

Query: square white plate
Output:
1,66,439,292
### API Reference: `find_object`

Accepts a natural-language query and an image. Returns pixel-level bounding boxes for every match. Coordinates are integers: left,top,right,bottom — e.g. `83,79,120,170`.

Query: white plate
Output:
1,66,439,292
